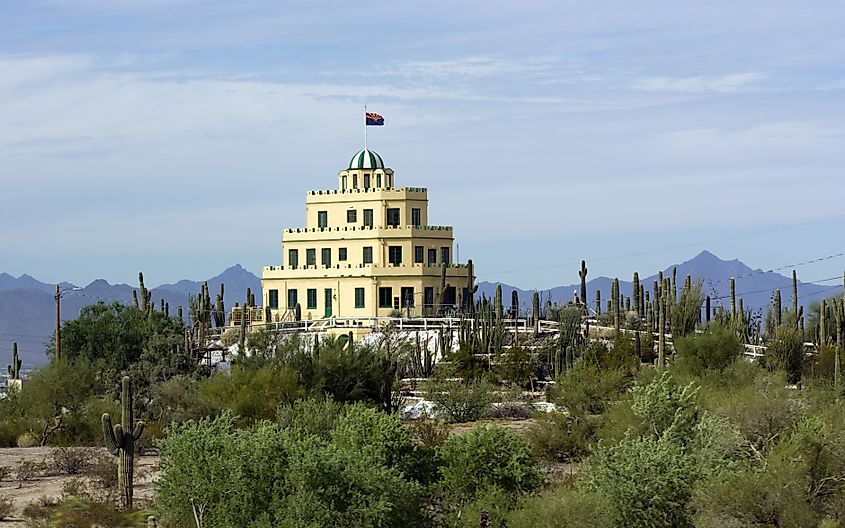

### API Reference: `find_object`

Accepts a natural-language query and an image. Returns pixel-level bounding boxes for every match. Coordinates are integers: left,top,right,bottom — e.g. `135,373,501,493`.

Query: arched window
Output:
341,175,347,191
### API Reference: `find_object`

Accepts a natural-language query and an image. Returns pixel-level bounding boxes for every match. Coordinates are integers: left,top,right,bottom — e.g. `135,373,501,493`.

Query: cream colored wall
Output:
304,188,429,229
262,265,469,320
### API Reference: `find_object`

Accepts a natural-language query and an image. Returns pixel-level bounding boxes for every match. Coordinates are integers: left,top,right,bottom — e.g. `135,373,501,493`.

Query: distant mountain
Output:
478,250,842,316
0,265,261,367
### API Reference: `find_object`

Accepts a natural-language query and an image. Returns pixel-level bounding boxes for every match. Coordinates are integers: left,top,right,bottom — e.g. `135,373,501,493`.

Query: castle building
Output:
260,148,471,323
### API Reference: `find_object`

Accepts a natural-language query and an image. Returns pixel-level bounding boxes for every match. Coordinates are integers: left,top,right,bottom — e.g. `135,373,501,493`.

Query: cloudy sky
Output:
1,0,843,290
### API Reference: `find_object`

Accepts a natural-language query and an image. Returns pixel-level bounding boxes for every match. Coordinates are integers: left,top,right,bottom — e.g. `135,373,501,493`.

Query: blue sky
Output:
0,0,843,290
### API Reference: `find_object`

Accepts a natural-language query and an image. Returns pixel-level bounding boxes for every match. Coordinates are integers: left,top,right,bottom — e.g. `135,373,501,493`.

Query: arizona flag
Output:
366,112,385,126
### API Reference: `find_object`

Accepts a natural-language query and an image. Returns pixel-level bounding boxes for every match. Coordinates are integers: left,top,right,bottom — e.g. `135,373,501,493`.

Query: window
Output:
427,248,436,265
379,287,393,308
268,289,279,309
363,246,373,264
353,174,358,188
287,289,298,309
387,174,392,188
424,287,434,307
307,288,317,310
388,245,402,266
363,209,373,228
412,208,421,226
386,208,400,227
355,287,365,308
339,247,347,261
341,175,347,190
441,247,450,264
306,248,316,266
401,287,414,308
321,248,331,268
414,246,424,263
317,211,328,228
364,174,371,189
288,249,298,269
376,174,382,188
347,209,357,223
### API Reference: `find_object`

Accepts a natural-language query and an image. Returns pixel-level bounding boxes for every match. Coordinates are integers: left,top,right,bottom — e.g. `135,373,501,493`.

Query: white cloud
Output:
632,72,766,93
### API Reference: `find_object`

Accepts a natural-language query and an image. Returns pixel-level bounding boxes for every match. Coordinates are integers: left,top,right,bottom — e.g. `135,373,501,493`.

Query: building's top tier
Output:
338,148,395,192
348,148,384,170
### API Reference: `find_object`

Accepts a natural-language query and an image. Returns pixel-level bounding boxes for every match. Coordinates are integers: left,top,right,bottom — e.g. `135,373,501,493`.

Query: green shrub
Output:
764,323,807,383
424,377,494,423
527,412,595,462
20,495,152,527
673,323,743,375
506,485,613,528
548,365,630,415
156,411,428,527
277,397,343,440
438,426,543,502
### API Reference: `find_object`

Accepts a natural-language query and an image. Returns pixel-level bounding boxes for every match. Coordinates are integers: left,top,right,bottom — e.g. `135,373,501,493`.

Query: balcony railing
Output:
285,225,452,234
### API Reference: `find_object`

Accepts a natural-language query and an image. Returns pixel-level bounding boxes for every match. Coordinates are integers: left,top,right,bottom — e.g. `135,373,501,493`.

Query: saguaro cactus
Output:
578,260,588,308
729,278,736,320
8,342,21,379
138,272,151,315
612,278,620,334
532,291,540,337
465,259,476,315
658,293,666,369
792,270,799,329
632,272,640,318
595,289,601,316
102,376,144,509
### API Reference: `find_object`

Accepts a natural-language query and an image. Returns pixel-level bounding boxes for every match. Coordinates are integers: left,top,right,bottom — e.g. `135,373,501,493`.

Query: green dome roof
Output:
348,149,384,170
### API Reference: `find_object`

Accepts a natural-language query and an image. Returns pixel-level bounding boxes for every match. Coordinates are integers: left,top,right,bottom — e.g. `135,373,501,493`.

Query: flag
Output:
366,112,384,126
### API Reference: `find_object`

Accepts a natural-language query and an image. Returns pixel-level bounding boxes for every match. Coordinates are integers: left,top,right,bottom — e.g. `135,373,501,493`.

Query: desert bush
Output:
50,447,91,475
16,432,38,448
0,465,12,482
16,460,46,481
21,494,152,527
409,414,450,447
764,323,808,383
673,323,743,375
277,397,343,440
485,401,533,420
85,454,118,490
705,371,804,453
549,365,630,415
156,411,427,527
438,426,543,503
506,485,613,528
527,412,595,462
424,377,495,423
0,495,13,520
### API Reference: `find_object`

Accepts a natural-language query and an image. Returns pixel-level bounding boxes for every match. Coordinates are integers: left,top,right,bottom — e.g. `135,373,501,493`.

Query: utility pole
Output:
55,284,61,360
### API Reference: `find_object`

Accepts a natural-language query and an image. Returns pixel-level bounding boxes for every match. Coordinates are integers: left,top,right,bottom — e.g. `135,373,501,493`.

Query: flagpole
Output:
364,104,368,151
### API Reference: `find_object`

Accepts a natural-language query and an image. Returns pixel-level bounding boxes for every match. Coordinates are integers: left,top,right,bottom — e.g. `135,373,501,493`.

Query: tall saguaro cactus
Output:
8,342,21,379
532,291,540,337
792,270,799,328
578,260,588,309
465,259,476,315
632,272,640,319
102,376,144,509
729,278,736,320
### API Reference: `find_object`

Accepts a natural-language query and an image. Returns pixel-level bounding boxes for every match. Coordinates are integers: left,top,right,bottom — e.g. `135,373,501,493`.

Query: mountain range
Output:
1,251,841,367
477,250,841,318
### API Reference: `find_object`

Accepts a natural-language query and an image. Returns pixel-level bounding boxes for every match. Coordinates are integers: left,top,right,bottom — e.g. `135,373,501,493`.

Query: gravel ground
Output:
0,447,159,526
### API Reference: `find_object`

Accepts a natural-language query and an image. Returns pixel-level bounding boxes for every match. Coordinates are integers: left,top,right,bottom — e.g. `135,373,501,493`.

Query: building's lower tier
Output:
261,264,470,320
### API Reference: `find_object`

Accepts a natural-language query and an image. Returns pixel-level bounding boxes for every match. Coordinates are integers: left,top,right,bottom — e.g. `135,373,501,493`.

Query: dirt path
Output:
0,447,159,526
